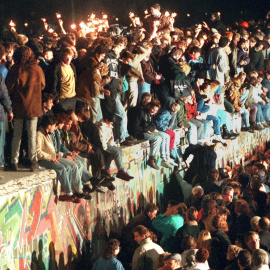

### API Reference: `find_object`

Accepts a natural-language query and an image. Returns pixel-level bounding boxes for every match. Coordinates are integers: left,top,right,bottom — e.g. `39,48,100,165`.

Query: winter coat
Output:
6,64,45,118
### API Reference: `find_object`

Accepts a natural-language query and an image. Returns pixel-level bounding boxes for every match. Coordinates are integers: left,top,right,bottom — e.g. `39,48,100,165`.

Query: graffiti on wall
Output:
0,146,170,270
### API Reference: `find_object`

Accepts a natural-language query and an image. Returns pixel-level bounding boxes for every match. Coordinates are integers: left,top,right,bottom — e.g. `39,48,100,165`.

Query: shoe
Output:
101,169,115,181
100,180,116,190
161,160,173,169
125,135,137,141
83,185,92,193
59,194,75,202
146,158,160,170
116,170,134,181
10,163,18,171
229,131,237,140
222,125,231,140
30,161,43,172
250,122,259,130
241,127,249,132
167,158,178,167
257,123,265,130
247,127,255,133
74,192,92,200
263,122,269,128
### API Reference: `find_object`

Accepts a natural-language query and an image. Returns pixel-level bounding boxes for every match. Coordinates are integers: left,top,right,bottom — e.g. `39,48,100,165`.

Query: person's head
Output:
255,40,264,52
222,186,234,203
192,186,204,200
219,37,230,49
13,45,36,66
63,115,73,131
164,253,182,269
258,217,270,232
250,216,261,232
146,99,161,115
216,206,230,221
165,200,180,216
170,102,180,113
0,44,6,62
94,45,108,62
75,107,91,122
197,230,211,250
121,50,134,65
133,225,152,244
44,50,54,62
103,113,116,126
170,47,183,61
252,249,269,268
195,248,209,263
139,92,152,107
59,47,74,66
42,93,54,112
56,113,67,130
234,199,250,216
245,231,260,251
150,3,161,17
41,115,57,133
101,239,121,260
201,197,217,219
212,214,228,231
189,46,201,59
181,235,197,251
186,207,198,221
250,175,263,190
227,245,243,261
144,203,159,220
157,252,172,268
211,12,221,21
237,249,252,269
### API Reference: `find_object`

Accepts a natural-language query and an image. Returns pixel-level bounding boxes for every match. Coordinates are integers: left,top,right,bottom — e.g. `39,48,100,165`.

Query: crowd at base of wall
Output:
0,126,269,270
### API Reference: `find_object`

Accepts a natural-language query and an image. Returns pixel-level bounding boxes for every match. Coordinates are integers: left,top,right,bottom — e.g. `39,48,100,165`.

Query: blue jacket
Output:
154,108,172,132
92,256,124,270
0,76,12,121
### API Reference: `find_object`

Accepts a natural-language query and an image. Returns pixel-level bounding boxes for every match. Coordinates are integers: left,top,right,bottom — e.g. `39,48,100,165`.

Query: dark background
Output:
1,0,270,31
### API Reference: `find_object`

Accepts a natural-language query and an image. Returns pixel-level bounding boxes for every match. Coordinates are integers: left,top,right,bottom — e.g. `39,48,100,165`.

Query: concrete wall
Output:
0,129,270,269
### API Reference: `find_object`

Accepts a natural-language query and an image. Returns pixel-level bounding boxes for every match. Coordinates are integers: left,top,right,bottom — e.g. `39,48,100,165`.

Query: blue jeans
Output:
206,115,221,134
254,103,267,123
187,122,197,144
197,99,210,114
200,119,212,138
38,159,72,194
107,144,124,170
0,121,6,166
190,119,204,140
115,96,129,143
216,109,232,131
143,132,162,157
91,97,103,123
75,155,92,184
155,131,170,160
239,107,250,127
11,118,38,165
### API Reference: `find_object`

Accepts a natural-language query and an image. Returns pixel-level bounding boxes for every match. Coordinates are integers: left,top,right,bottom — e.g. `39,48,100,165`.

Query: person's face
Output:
64,120,73,131
223,191,234,203
149,105,159,115
256,45,264,52
194,52,201,59
97,52,106,62
167,204,178,215
61,53,73,65
44,51,54,62
43,99,54,111
114,246,120,256
134,232,144,244
211,14,216,22
164,260,180,270
246,234,260,250
151,7,160,17
227,249,235,261
58,122,64,129
122,57,133,65
148,210,158,220
197,78,204,86
48,124,56,133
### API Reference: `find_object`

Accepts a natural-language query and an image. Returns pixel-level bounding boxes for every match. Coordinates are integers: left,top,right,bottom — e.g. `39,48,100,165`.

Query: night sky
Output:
1,0,270,30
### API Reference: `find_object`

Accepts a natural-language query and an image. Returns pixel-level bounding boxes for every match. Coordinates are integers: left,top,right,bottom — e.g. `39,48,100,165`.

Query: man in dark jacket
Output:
0,76,13,169
245,41,265,73
45,47,77,112
258,217,270,253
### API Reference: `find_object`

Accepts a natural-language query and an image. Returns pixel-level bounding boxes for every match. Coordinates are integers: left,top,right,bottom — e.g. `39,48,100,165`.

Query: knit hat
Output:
219,37,229,48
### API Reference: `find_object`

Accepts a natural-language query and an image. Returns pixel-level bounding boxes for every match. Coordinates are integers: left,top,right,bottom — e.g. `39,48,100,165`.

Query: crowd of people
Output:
1,3,270,268
92,149,270,270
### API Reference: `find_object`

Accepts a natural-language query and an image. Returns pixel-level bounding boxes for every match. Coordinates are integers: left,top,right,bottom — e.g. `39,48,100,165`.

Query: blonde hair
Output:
197,230,211,252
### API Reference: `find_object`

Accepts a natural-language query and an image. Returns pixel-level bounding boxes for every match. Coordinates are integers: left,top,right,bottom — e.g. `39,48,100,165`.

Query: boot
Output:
222,125,231,140
250,122,259,130
146,158,160,170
